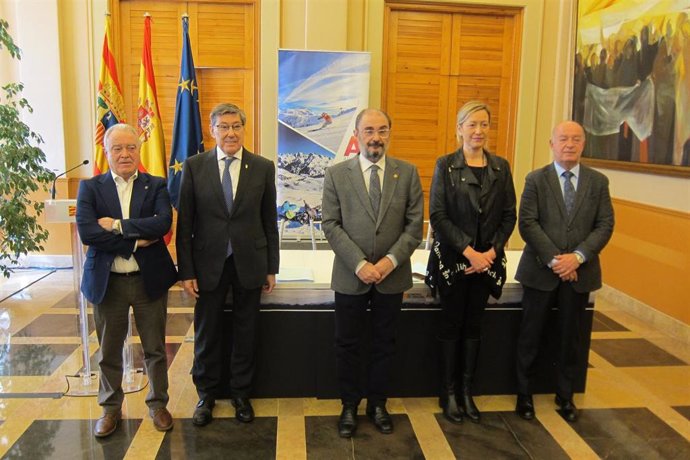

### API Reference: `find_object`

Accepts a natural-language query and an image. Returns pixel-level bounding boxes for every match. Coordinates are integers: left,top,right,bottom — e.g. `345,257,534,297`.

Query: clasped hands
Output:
97,217,158,248
551,253,580,282
463,247,496,275
356,257,394,285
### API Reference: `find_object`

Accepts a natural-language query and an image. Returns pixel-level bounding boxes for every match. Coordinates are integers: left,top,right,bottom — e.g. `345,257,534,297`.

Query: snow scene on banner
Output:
277,50,370,234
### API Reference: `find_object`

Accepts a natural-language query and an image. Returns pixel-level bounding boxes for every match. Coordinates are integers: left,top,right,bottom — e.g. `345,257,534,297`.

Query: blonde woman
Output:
426,101,516,423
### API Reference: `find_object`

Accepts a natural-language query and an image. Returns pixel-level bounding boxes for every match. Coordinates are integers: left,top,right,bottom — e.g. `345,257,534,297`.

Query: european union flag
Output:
168,15,204,209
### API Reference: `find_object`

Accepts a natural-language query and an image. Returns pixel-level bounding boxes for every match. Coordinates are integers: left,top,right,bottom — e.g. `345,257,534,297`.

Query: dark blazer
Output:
515,163,614,293
429,149,516,255
322,155,424,295
176,148,279,291
76,173,178,305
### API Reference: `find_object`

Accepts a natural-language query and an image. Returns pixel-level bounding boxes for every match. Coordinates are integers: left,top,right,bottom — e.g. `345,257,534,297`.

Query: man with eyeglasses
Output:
77,123,178,437
322,109,424,437
176,103,279,426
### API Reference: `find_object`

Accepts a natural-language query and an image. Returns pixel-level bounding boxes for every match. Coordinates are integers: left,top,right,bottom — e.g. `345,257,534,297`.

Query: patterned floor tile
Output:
572,408,690,459
590,338,687,367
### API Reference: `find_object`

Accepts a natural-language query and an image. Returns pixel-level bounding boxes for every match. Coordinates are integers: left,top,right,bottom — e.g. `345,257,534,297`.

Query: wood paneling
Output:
603,198,690,325
383,1,522,220
196,2,254,68
114,0,258,167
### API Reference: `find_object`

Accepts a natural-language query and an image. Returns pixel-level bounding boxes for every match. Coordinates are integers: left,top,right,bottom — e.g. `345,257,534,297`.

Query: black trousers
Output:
516,282,589,399
438,274,491,341
192,255,262,400
334,288,403,406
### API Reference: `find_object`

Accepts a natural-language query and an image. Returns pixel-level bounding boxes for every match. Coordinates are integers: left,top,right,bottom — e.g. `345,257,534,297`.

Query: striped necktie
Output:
562,170,575,216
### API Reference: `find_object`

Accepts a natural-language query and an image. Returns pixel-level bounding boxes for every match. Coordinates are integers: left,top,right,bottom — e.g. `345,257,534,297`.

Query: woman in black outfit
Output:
426,101,516,423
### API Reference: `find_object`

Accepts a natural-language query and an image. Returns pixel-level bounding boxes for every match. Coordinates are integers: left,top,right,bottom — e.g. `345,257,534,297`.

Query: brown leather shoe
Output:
94,411,121,438
152,407,174,432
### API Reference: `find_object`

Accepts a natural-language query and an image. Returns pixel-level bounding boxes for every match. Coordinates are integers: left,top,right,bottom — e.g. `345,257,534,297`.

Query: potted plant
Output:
0,18,54,277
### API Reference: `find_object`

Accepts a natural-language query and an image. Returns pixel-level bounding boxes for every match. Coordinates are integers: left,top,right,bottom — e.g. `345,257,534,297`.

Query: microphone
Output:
51,159,89,199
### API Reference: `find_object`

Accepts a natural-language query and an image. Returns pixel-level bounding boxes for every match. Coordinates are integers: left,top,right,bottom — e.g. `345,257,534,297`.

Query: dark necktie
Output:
369,165,381,218
562,170,575,216
223,156,235,256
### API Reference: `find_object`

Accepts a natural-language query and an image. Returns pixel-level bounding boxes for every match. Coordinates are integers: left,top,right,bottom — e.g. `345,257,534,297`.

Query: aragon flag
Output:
136,14,166,178
168,14,205,209
93,15,126,175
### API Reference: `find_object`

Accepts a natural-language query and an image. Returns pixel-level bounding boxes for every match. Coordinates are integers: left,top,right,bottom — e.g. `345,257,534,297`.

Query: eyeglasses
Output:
110,144,138,154
360,127,391,138
215,123,244,134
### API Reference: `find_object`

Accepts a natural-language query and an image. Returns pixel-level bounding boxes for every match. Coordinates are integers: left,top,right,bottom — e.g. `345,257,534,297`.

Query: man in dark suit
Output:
322,109,424,437
515,121,614,422
77,123,178,437
176,103,279,426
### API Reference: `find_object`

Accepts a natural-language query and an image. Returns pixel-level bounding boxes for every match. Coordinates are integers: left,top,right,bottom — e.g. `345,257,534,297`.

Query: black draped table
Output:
245,250,593,399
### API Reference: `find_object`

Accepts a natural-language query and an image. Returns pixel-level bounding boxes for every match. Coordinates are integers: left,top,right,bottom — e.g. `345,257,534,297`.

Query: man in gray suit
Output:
177,103,279,426
515,121,614,422
322,108,423,437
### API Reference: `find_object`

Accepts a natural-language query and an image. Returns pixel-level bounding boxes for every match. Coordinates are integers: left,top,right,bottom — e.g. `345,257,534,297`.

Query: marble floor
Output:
0,268,688,459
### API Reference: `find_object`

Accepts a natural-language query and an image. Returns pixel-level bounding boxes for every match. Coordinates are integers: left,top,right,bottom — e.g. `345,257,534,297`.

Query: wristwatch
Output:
574,252,584,264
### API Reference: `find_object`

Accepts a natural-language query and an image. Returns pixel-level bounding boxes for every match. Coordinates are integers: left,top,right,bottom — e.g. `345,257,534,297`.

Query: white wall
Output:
600,168,690,213
11,0,66,173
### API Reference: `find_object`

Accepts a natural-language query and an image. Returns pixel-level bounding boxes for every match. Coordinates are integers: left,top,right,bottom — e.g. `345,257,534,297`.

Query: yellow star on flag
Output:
178,79,190,92
170,159,183,174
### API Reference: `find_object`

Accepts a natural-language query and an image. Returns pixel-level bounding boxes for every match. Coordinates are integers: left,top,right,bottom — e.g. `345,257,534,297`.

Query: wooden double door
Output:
382,1,523,213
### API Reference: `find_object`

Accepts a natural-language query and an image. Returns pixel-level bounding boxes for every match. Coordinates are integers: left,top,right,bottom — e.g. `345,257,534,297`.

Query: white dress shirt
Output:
359,153,386,193
217,146,243,198
110,171,140,273
554,162,580,193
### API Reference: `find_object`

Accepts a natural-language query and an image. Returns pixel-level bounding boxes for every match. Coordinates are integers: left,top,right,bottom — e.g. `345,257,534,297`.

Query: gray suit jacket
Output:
176,148,279,291
515,162,614,293
322,155,424,295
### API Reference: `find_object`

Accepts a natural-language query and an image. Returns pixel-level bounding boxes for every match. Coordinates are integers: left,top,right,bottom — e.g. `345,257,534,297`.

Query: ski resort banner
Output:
277,50,371,233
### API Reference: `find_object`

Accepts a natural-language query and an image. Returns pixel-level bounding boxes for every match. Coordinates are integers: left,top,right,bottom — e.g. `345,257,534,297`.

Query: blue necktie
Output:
223,156,235,256
369,165,381,218
562,170,575,216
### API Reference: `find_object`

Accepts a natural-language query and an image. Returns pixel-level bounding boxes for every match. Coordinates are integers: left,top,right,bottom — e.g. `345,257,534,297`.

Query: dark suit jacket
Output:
515,163,614,293
176,148,279,291
76,172,178,305
322,155,424,295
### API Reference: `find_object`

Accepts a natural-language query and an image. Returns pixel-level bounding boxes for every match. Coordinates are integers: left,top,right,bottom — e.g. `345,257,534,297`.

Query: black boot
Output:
460,338,481,423
439,339,463,424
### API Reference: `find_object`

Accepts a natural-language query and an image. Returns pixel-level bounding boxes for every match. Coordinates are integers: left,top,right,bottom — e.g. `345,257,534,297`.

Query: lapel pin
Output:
394,173,399,179
145,185,149,190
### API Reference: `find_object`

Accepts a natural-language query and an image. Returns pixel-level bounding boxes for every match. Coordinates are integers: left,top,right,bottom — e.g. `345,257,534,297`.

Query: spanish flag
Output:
136,14,166,178
93,15,126,175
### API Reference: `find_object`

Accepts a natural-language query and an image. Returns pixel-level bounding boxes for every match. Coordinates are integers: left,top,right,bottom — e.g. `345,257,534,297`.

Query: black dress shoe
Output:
555,395,578,422
232,397,255,423
193,399,215,426
515,394,535,420
366,404,393,434
337,404,358,438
